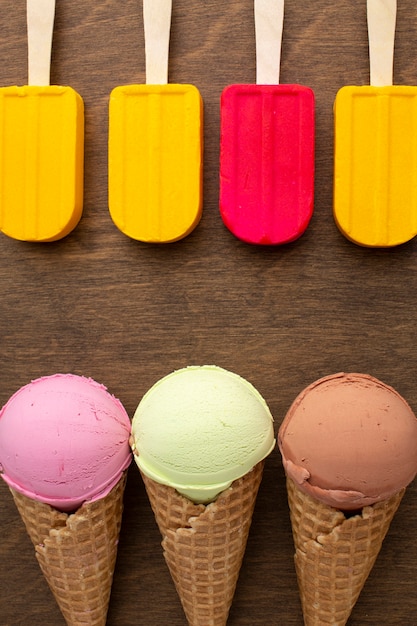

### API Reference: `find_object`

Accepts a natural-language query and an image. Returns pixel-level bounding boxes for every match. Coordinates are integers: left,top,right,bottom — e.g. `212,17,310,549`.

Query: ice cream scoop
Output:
130,365,275,503
278,372,417,510
0,374,132,511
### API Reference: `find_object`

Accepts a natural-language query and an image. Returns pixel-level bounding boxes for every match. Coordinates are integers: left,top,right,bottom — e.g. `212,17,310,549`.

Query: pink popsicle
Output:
219,0,314,245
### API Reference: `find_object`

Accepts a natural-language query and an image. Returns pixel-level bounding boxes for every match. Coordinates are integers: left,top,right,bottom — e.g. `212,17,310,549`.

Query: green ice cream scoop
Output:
131,365,275,503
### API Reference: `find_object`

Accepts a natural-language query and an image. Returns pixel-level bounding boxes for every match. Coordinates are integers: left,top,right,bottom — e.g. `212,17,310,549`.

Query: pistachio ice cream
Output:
131,365,275,503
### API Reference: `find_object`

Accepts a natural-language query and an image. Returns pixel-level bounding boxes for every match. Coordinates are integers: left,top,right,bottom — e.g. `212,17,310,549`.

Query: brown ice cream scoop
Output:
278,372,417,510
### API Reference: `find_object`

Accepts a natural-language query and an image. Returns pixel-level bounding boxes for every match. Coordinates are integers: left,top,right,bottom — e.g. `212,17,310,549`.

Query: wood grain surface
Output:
1,1,417,624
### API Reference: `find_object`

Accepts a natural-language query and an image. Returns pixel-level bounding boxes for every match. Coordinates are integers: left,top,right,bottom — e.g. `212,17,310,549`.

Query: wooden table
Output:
1,1,417,624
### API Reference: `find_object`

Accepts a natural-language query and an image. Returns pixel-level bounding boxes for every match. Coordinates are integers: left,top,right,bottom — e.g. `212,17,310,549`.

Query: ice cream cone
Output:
9,472,127,626
130,366,275,624
141,460,264,626
286,476,404,626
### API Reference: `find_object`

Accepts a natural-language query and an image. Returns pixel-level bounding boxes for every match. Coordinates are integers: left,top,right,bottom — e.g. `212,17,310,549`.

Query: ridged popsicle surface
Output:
220,84,315,245
109,84,202,243
334,86,417,247
0,86,84,242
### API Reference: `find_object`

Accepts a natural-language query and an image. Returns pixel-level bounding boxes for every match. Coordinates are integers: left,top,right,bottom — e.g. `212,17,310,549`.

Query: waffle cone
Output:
140,461,264,626
10,473,127,626
286,476,404,626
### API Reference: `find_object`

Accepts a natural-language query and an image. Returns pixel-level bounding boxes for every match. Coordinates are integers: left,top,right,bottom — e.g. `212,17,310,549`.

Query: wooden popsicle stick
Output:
367,0,397,86
255,0,284,85
27,0,56,86
143,0,172,85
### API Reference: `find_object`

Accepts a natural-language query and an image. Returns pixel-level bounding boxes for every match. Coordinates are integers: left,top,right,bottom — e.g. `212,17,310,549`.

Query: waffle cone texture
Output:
140,460,265,626
10,473,127,626
286,476,404,626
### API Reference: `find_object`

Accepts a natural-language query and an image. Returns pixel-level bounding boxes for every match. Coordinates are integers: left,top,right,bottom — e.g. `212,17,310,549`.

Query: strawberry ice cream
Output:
0,373,132,511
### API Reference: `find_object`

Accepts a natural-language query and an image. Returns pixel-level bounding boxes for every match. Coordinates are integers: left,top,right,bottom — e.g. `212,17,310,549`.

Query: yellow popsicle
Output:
0,0,84,242
108,83,202,243
0,86,84,241
334,85,417,246
108,0,203,243
334,0,417,247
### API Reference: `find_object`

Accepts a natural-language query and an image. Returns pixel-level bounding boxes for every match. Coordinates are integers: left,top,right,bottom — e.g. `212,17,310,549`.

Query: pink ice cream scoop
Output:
278,372,417,510
0,374,132,511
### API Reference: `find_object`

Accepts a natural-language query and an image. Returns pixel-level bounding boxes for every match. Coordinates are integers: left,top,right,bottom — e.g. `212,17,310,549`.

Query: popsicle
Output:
334,0,417,247
219,0,315,245
0,0,84,242
108,0,203,243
